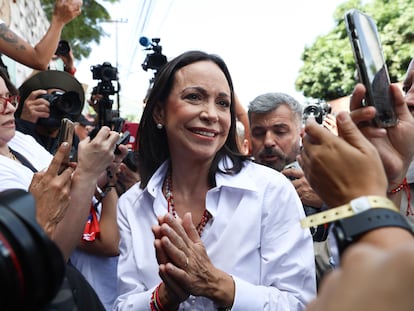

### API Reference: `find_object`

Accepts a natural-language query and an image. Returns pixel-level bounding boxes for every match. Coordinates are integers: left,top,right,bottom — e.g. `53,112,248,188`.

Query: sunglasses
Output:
0,95,20,113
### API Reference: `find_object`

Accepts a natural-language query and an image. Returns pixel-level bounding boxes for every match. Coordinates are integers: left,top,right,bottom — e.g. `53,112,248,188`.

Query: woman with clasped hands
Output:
114,51,316,310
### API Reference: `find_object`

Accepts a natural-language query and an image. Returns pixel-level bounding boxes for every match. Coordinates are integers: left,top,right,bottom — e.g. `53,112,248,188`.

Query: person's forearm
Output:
77,188,120,256
53,170,98,261
358,226,414,250
205,270,235,309
32,17,65,70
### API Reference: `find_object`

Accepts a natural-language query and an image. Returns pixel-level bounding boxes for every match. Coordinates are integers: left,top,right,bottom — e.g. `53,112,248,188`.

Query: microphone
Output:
139,36,151,47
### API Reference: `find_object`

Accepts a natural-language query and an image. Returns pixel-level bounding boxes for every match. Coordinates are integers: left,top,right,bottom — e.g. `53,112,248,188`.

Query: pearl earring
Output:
156,123,163,130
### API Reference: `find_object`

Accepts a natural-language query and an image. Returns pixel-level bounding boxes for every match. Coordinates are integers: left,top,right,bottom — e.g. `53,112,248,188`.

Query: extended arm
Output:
0,0,82,70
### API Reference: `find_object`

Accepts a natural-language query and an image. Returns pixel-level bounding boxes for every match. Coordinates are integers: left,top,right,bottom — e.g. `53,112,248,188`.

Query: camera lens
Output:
55,40,70,56
101,67,117,82
0,190,65,310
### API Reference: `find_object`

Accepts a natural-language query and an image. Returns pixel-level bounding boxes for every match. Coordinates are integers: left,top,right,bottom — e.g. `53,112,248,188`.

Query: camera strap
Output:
9,147,38,173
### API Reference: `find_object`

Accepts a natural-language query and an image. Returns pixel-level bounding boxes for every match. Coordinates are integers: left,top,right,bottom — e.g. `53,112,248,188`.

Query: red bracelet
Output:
66,67,77,75
387,178,413,216
150,284,166,311
388,178,407,194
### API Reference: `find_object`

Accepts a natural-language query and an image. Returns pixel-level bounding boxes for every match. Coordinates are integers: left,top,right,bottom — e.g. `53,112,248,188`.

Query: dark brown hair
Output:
0,68,18,96
138,50,248,188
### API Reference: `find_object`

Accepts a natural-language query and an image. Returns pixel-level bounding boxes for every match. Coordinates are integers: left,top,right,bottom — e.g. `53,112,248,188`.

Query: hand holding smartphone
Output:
115,130,131,155
56,118,75,172
345,9,397,127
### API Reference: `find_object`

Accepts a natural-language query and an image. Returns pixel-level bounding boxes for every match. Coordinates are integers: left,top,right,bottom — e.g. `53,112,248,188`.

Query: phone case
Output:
57,118,75,165
345,9,397,127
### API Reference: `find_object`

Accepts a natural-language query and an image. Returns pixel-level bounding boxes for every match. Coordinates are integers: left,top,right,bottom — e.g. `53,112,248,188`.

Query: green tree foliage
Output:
40,0,120,60
295,0,414,100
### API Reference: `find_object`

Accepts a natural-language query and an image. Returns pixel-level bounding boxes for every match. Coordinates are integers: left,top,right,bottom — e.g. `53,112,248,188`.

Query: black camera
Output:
38,91,83,128
303,100,332,124
140,37,167,73
55,40,70,56
0,189,65,310
123,149,138,172
89,62,121,137
91,62,118,82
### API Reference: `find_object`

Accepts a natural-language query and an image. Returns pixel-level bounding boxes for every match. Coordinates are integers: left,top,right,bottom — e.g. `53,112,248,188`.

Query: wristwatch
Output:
331,207,413,260
300,196,398,229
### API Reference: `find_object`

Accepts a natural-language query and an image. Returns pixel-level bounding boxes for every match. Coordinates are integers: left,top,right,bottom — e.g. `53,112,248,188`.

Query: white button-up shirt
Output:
115,159,316,310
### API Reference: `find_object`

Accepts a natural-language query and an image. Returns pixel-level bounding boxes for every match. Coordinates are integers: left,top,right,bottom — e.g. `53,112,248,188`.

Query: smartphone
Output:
345,9,397,127
114,130,131,155
283,161,300,181
56,118,75,170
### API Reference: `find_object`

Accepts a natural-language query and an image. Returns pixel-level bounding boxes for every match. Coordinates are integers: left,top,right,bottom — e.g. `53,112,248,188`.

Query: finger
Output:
94,126,120,145
59,165,75,181
391,83,411,121
115,144,129,161
27,89,47,100
47,142,70,175
349,83,366,111
154,238,170,264
281,167,303,180
181,213,202,244
335,111,379,151
159,230,189,269
302,117,328,147
159,268,188,301
349,105,376,125
153,222,170,264
162,213,192,247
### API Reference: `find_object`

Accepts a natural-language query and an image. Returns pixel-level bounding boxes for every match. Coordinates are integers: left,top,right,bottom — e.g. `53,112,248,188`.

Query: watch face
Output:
327,226,340,268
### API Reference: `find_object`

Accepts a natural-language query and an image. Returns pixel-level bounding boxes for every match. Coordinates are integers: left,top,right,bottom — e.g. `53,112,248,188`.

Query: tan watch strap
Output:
300,196,398,228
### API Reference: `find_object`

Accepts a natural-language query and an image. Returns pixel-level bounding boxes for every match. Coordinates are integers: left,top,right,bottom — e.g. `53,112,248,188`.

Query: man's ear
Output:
152,104,165,125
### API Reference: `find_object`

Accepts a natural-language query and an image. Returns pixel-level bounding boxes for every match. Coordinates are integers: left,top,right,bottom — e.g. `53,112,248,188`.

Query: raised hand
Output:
299,111,387,207
29,142,74,238
349,83,414,190
76,126,119,180
53,0,83,24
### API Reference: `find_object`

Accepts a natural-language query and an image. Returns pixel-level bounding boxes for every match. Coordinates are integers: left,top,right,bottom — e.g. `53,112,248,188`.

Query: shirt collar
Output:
146,157,257,197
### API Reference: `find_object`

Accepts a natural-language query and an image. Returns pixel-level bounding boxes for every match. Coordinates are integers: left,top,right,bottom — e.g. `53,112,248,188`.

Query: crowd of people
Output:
1,1,414,310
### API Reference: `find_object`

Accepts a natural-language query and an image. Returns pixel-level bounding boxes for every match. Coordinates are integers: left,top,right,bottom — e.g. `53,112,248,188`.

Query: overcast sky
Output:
76,0,347,119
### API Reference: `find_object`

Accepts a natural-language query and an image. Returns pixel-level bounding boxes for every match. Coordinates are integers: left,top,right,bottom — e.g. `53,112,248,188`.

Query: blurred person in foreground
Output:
300,81,414,311
0,0,82,71
114,50,316,310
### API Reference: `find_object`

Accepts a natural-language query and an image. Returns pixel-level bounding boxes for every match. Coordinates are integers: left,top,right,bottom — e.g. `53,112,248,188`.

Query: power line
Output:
125,0,156,77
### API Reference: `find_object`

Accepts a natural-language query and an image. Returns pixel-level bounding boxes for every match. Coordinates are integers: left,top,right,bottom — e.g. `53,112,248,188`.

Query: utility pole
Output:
105,18,128,114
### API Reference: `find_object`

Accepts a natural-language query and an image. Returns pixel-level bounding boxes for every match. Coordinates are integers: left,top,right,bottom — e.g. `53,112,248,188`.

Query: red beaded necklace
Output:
164,169,212,237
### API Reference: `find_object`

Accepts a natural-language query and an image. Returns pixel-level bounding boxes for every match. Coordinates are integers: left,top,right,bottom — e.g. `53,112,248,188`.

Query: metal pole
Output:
105,18,128,114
